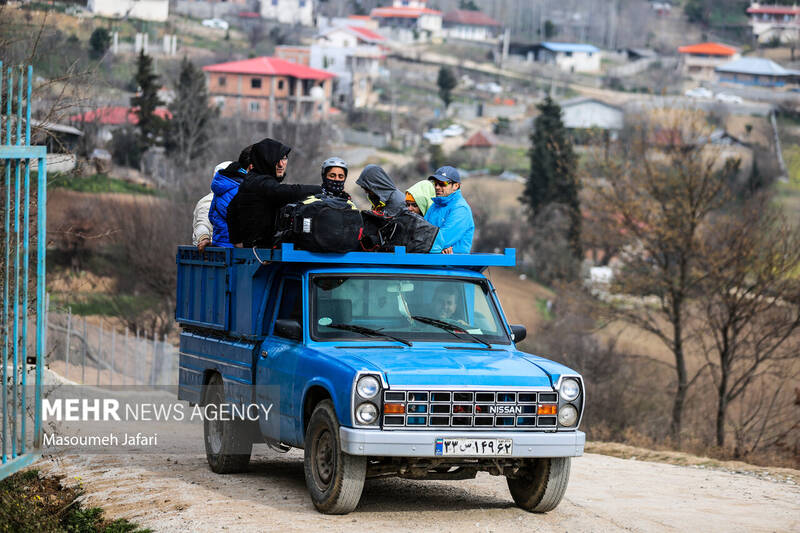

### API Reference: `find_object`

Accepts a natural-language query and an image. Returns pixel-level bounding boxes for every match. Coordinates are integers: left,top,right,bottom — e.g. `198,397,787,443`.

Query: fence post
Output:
96,319,103,386
149,335,157,386
64,308,71,380
124,328,129,385
110,328,115,387
81,316,87,385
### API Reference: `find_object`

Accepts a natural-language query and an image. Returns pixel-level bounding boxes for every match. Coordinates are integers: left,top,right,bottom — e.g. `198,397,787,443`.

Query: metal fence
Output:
0,64,48,480
44,306,179,387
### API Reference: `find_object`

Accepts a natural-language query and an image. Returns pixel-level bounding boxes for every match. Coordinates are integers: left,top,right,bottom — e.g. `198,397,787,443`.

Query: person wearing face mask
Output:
226,138,322,248
355,164,405,217
404,179,436,216
301,157,357,209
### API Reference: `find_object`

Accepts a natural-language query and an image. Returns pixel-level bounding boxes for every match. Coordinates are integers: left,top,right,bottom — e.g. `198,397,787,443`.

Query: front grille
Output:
381,390,558,429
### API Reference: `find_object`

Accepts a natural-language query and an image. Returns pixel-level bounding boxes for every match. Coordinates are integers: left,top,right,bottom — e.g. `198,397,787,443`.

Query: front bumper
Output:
339,428,585,458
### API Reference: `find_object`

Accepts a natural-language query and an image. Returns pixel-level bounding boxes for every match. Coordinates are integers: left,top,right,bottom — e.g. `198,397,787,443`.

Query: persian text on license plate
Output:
435,438,513,456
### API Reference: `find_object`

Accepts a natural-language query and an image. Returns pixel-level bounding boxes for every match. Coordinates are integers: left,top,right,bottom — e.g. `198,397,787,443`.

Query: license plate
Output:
435,438,513,456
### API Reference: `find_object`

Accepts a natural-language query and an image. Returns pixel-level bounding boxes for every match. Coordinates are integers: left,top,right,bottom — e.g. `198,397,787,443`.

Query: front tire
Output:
506,457,571,513
203,373,253,474
304,400,366,514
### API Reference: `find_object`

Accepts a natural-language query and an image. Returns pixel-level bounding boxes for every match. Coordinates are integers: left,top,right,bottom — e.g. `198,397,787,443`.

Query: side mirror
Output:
510,324,527,343
275,318,303,341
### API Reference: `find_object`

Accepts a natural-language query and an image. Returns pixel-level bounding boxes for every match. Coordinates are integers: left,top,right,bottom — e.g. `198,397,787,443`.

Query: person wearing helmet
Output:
208,145,254,248
301,156,357,209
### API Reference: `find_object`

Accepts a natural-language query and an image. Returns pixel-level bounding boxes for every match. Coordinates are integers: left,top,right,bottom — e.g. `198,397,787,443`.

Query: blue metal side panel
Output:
177,332,257,404
175,247,230,330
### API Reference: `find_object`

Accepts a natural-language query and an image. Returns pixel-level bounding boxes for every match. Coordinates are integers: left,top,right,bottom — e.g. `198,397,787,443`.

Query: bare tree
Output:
592,109,735,441
696,196,800,448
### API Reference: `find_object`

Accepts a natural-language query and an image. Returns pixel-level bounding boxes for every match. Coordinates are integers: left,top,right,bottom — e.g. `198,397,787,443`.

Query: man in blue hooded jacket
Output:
424,166,474,254
209,145,253,247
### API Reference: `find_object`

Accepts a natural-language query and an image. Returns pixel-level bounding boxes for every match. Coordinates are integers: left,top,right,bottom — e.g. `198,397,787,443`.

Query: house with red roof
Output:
370,0,443,42
678,42,740,81
309,26,387,108
202,57,335,122
70,106,172,143
442,9,501,42
260,0,313,27
747,2,800,43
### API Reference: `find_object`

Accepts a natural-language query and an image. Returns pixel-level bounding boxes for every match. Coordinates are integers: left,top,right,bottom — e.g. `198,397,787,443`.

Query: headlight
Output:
356,376,380,399
558,405,578,427
559,378,580,401
356,403,378,424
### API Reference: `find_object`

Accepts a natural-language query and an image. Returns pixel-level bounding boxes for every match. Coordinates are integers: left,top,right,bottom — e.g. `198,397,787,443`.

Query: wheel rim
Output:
207,416,222,454
313,428,335,489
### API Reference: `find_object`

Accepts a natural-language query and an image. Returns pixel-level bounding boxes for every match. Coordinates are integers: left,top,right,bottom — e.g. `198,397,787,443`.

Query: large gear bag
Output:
360,210,439,253
276,197,364,253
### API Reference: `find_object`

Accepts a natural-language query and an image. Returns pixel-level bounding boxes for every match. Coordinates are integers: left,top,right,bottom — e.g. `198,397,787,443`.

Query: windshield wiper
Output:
327,323,413,347
410,315,492,348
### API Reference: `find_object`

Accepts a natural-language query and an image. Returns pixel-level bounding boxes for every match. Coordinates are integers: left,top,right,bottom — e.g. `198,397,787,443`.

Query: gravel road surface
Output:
39,447,800,533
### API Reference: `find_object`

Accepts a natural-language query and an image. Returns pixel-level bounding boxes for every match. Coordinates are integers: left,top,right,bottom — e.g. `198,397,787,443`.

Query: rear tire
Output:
304,400,366,514
506,457,571,513
203,373,252,474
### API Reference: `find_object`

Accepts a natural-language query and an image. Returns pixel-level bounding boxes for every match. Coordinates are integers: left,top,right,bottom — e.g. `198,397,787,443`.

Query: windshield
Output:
310,275,510,344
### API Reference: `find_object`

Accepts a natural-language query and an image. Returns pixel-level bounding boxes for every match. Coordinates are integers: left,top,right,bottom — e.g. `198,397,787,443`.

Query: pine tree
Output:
437,66,457,110
168,56,218,167
131,50,165,151
523,96,581,260
89,28,111,60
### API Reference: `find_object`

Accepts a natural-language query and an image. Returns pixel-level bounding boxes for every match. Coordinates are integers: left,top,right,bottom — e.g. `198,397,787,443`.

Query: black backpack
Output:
276,197,363,253
361,210,439,253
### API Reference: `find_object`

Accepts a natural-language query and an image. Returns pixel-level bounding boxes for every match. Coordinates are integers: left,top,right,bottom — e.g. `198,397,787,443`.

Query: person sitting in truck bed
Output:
404,179,435,216
355,164,405,217
425,166,474,254
301,156,357,209
193,160,232,252
208,146,253,248
227,138,322,248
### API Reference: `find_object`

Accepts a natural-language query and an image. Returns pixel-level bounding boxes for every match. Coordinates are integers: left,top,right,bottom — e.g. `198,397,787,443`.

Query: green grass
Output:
50,173,158,196
50,291,160,317
535,297,554,321
0,469,151,533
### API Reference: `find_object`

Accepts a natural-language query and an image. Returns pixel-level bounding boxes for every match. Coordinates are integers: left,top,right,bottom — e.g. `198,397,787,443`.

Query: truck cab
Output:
176,244,585,514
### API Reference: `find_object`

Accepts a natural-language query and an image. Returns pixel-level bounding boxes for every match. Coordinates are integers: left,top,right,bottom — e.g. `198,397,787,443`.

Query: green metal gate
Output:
0,64,48,480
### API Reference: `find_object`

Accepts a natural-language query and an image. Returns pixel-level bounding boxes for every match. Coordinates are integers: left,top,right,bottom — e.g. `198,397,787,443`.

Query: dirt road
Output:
39,447,799,532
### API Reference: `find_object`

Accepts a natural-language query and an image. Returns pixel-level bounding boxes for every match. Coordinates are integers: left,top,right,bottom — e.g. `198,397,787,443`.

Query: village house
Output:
310,26,387,108
529,42,602,73
560,97,624,144
716,56,799,88
70,106,172,143
441,9,501,42
87,0,169,22
370,0,442,42
202,57,334,122
260,0,314,27
746,2,800,44
678,42,740,81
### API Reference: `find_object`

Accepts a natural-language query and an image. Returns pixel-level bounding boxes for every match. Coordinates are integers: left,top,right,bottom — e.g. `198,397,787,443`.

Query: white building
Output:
560,97,624,142
370,0,442,42
746,2,800,44
442,9,501,42
311,26,386,108
261,0,314,27
532,42,602,73
87,0,169,22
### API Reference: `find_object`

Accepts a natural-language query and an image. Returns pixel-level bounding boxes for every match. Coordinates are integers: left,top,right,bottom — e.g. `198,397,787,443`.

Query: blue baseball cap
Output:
428,166,461,184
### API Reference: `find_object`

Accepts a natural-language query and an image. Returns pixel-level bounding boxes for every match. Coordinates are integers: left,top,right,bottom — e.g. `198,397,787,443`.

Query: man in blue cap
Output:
424,166,474,254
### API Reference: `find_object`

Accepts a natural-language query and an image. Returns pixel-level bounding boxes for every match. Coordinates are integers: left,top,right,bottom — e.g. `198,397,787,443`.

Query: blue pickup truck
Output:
175,244,585,514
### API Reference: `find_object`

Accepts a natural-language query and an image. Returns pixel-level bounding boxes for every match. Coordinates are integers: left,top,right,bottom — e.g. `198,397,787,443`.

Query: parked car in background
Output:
684,87,713,99
715,92,743,104
423,128,444,144
202,18,230,30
